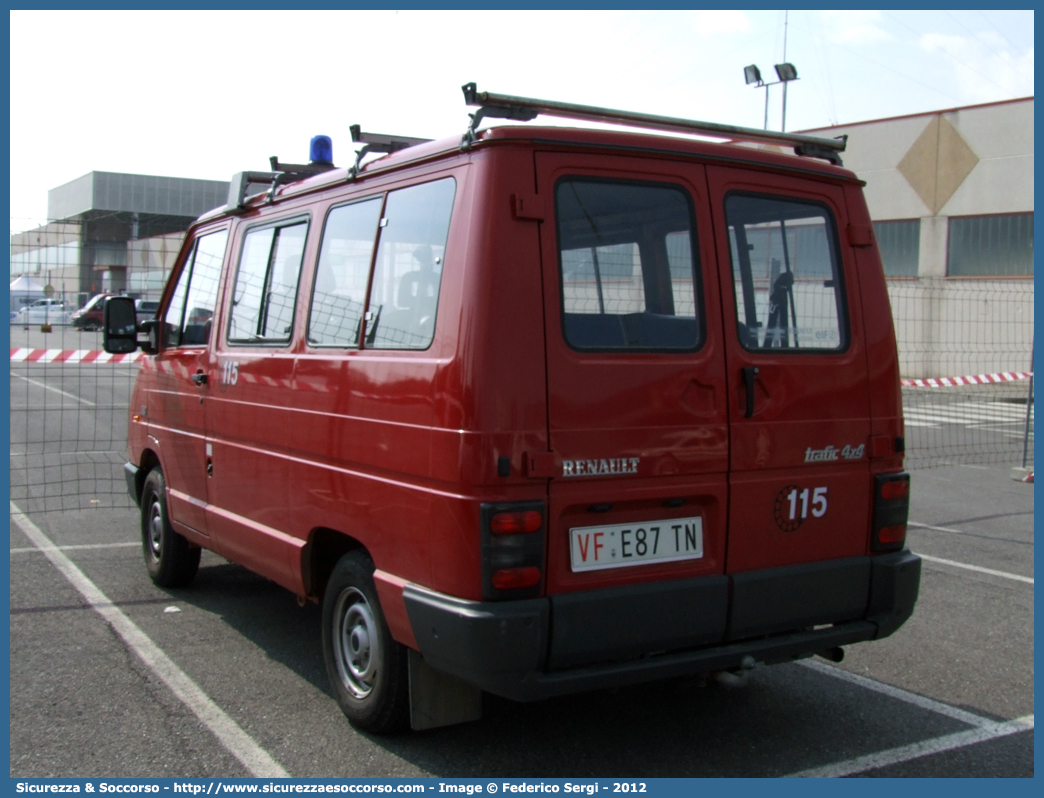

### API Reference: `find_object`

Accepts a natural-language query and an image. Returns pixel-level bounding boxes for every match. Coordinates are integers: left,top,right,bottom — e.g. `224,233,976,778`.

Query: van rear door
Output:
534,152,730,667
705,166,872,586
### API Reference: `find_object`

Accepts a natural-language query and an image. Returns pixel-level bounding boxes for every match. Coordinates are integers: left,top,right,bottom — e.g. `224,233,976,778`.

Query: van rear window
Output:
724,194,846,351
309,197,383,348
555,179,702,351
365,178,456,350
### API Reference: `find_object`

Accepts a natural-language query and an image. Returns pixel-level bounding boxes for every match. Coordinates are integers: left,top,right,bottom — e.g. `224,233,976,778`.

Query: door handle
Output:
191,372,208,386
742,366,760,419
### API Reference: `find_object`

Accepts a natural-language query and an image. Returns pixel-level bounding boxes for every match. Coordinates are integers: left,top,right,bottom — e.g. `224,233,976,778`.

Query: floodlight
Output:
775,62,798,82
744,64,762,85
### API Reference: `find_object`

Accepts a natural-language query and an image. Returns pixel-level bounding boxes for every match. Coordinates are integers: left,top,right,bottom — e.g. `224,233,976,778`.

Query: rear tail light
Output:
490,510,543,534
880,480,909,501
491,567,542,590
877,525,907,545
872,472,910,552
480,501,545,600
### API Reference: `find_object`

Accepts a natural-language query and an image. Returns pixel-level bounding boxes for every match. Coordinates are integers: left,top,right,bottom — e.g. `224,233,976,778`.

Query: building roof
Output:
800,96,1034,134
47,171,229,221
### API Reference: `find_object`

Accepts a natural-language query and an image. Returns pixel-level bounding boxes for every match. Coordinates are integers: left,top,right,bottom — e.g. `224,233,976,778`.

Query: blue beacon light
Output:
310,135,333,165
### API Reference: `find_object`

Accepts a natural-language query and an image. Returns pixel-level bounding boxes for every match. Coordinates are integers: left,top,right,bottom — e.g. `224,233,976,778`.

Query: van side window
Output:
365,178,456,350
725,194,846,351
228,221,308,343
308,197,383,347
163,229,228,347
556,179,702,351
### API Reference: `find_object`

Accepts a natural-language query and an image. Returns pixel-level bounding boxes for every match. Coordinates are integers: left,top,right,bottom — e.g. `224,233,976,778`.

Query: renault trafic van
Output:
104,84,919,733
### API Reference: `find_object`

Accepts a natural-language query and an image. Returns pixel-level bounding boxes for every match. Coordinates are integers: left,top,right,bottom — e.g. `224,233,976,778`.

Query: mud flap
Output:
408,649,482,731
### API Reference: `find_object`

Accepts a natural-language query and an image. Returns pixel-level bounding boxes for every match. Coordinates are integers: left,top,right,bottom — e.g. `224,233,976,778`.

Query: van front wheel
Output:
322,552,409,733
140,467,200,587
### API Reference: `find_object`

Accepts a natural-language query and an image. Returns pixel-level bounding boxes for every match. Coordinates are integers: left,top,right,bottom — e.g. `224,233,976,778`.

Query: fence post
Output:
1022,344,1034,469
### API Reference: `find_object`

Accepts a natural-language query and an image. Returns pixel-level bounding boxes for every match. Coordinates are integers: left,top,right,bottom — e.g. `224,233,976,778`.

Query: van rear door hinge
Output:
847,224,874,247
512,193,544,221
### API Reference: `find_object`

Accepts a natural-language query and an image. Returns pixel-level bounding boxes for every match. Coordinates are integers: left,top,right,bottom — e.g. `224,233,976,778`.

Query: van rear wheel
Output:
322,551,409,733
140,467,200,587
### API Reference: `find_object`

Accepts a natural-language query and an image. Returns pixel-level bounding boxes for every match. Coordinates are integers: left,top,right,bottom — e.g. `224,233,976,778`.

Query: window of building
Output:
228,220,308,343
725,193,846,351
163,229,228,347
873,219,920,278
947,213,1034,277
555,179,702,351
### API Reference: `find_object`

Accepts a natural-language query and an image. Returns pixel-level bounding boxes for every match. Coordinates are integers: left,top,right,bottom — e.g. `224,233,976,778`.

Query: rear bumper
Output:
403,550,921,702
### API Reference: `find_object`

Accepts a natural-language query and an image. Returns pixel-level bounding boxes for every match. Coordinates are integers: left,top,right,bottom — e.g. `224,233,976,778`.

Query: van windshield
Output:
555,179,702,352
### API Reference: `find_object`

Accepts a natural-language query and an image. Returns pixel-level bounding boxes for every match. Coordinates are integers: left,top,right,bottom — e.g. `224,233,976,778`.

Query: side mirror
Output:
102,296,139,354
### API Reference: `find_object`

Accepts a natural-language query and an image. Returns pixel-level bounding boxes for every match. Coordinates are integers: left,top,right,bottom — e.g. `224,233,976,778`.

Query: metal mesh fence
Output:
10,327,140,514
8,217,1035,515
891,277,1034,468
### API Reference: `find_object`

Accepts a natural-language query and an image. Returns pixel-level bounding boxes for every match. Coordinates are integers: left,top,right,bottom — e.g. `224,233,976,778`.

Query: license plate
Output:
569,516,703,572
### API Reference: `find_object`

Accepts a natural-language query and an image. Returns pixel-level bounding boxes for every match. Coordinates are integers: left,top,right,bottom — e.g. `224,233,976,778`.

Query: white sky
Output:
9,9,1034,233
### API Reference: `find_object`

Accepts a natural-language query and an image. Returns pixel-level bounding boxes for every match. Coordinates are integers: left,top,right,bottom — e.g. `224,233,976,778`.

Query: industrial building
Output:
800,97,1033,378
10,172,228,308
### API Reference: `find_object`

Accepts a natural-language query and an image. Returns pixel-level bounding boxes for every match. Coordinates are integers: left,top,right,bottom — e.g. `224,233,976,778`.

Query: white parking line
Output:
916,553,1033,585
11,541,140,554
9,502,289,778
785,715,1034,777
799,659,993,728
10,371,96,406
793,661,1034,776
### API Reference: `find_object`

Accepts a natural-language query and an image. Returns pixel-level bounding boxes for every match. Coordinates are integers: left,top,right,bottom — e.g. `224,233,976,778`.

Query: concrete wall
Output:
888,278,1034,379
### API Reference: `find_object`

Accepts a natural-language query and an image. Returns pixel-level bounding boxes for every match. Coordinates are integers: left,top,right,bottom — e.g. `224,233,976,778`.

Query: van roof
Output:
197,123,858,225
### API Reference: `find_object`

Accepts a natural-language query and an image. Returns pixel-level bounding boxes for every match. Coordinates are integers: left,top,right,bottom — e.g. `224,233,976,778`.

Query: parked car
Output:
70,292,113,331
104,85,918,734
135,299,160,325
17,298,71,325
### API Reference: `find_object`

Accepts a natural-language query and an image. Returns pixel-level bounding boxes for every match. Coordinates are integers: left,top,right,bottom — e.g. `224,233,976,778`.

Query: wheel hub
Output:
334,587,380,698
148,500,163,558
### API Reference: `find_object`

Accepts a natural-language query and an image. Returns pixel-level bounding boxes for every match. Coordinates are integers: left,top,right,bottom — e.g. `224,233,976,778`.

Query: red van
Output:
104,85,919,733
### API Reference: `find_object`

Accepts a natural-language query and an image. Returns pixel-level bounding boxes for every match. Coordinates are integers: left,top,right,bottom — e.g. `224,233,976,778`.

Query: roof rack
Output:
348,125,432,180
460,82,847,165
224,164,336,214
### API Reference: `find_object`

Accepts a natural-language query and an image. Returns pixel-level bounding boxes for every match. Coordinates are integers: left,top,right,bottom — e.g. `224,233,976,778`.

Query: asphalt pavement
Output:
9,460,1033,778
7,337,1035,778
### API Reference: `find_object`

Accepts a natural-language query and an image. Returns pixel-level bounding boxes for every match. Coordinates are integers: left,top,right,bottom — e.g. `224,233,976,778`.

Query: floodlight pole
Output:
782,10,789,132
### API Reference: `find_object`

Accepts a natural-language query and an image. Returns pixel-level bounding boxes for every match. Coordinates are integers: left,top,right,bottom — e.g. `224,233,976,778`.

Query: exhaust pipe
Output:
712,655,756,688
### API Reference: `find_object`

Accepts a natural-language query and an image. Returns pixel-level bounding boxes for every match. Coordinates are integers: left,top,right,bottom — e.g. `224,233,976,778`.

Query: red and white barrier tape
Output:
8,349,1037,390
10,348,144,364
902,371,1033,388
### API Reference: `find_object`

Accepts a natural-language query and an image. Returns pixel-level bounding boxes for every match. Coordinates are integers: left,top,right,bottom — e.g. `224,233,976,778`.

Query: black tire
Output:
322,551,409,733
83,320,99,332
140,467,201,588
